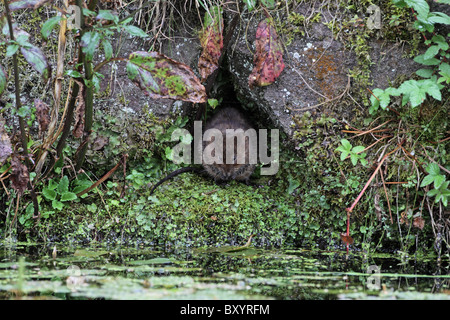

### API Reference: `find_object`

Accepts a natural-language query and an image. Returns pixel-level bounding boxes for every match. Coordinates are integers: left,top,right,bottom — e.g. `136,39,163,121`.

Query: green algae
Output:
0,244,448,300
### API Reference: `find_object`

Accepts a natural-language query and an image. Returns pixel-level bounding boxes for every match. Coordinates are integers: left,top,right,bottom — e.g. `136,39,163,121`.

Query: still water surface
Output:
0,242,449,300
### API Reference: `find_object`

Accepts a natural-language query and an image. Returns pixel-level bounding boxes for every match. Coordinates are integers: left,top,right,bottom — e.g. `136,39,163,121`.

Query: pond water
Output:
0,242,449,301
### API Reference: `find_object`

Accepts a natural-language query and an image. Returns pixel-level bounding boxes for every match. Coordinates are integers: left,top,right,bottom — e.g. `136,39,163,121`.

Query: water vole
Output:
150,107,256,194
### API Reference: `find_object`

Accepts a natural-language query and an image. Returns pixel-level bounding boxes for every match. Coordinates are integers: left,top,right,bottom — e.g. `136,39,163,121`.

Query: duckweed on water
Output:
0,243,448,300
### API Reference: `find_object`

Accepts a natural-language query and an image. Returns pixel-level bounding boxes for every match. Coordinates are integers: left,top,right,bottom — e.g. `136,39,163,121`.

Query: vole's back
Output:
202,107,256,182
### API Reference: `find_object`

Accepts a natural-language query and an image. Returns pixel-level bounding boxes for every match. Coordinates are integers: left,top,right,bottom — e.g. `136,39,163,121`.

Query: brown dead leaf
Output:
198,6,223,82
72,85,85,139
248,16,285,89
413,216,425,230
34,99,50,134
10,154,29,195
340,232,354,245
92,135,109,151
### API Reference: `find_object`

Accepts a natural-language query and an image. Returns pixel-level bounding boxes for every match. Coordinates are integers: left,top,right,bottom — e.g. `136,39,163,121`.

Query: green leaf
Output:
422,79,442,101
414,54,441,66
80,31,101,62
350,154,358,166
122,25,148,38
47,179,58,190
87,203,97,213
165,146,173,161
57,176,69,194
420,174,435,187
20,45,51,81
431,35,449,51
339,150,350,161
340,139,352,151
428,12,450,25
287,177,300,194
15,33,31,47
426,162,441,176
66,69,82,78
404,0,429,18
242,0,257,11
42,188,57,201
52,200,64,211
96,10,119,23
41,15,62,40
352,146,365,154
6,44,19,57
438,63,450,84
416,68,433,78
433,174,445,189
102,39,113,60
17,106,30,117
0,65,6,96
261,0,276,9
60,191,77,202
423,45,440,60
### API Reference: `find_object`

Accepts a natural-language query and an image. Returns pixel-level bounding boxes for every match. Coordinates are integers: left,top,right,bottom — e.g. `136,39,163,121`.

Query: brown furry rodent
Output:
150,107,256,194
201,107,256,182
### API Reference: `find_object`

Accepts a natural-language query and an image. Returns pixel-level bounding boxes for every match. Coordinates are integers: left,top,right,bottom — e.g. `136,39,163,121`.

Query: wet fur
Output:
150,107,256,194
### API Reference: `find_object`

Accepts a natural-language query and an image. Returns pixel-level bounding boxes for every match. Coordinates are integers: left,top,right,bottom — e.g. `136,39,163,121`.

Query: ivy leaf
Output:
249,16,285,89
41,15,62,40
20,44,51,81
80,31,101,62
126,51,207,103
287,177,300,194
0,65,7,97
198,5,223,82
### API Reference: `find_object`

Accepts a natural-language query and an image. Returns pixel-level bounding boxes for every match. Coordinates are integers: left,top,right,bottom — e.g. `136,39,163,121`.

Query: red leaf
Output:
127,51,207,103
10,154,29,195
340,233,354,245
248,16,285,89
198,6,223,82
